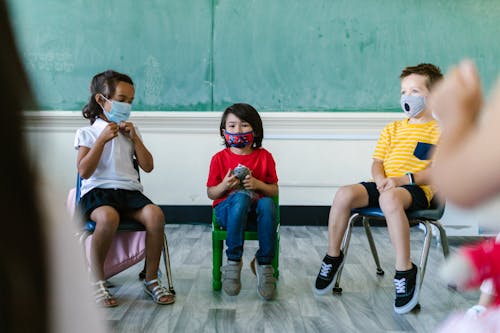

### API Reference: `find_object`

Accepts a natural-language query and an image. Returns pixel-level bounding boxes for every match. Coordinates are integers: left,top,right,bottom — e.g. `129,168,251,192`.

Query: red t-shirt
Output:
207,148,279,207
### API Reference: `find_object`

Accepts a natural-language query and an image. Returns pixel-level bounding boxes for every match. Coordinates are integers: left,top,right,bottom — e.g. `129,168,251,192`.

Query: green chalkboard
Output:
7,0,500,111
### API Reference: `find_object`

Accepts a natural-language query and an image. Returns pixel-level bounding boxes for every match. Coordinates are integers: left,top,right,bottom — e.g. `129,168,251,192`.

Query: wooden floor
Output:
102,224,480,333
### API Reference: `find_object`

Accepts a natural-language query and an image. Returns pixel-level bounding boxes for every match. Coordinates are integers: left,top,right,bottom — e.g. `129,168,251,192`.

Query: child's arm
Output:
77,123,118,179
429,60,500,207
207,169,239,200
119,122,154,173
412,167,433,186
242,174,279,197
371,159,406,192
373,158,433,192
371,159,386,186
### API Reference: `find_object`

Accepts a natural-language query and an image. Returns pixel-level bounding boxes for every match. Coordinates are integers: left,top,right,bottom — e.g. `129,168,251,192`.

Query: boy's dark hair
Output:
219,103,264,148
400,63,443,90
82,70,134,124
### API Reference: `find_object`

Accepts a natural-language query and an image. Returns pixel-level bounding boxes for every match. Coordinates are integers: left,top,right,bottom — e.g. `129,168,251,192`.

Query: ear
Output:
94,93,102,104
94,94,107,110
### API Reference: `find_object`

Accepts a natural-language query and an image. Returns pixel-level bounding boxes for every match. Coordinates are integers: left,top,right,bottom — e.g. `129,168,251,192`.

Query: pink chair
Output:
67,173,175,294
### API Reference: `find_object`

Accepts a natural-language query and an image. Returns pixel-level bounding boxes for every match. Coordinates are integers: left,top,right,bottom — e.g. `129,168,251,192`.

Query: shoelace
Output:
394,277,407,294
319,262,333,278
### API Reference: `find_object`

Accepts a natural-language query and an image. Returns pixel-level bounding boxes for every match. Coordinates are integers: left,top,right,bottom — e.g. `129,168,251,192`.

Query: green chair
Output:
212,196,280,291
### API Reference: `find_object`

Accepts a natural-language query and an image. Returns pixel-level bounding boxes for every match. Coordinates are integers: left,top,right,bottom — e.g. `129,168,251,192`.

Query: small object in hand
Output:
232,164,250,181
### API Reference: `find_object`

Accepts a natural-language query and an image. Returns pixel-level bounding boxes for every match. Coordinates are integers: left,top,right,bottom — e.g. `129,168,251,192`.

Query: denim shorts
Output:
359,181,429,210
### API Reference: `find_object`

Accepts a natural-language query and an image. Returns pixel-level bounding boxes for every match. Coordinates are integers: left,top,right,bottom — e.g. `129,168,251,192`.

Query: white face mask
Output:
400,95,426,118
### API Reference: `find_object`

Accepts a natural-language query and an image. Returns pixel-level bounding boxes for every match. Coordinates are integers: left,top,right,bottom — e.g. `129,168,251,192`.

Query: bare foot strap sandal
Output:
93,280,118,308
144,278,175,305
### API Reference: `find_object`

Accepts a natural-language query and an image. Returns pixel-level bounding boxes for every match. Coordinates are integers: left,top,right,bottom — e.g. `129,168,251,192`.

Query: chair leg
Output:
418,221,433,291
333,214,358,294
272,231,280,279
161,231,175,295
363,219,384,276
212,233,223,291
432,220,449,257
78,231,92,269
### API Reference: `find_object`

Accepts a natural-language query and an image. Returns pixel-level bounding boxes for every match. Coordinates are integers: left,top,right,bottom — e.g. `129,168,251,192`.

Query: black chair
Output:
333,199,448,301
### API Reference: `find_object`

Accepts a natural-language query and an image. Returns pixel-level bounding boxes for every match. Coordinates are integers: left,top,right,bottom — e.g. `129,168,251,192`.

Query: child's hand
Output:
98,122,119,143
429,59,482,131
222,169,239,192
242,173,260,191
376,177,402,192
119,121,138,141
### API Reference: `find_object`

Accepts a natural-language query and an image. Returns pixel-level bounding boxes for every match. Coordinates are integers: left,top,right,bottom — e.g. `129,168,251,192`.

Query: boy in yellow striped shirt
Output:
313,63,443,314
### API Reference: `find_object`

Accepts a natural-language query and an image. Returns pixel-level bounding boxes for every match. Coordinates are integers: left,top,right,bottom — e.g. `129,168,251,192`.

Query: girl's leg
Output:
129,204,174,304
89,205,120,307
89,205,120,281
129,204,165,281
255,197,276,264
215,192,252,261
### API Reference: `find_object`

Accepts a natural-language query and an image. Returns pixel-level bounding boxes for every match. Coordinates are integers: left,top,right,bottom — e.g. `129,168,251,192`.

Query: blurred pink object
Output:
436,308,500,333
66,188,145,279
458,239,500,306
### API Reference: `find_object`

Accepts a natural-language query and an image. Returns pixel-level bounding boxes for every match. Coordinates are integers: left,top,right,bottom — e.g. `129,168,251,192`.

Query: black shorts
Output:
359,181,429,211
78,188,153,218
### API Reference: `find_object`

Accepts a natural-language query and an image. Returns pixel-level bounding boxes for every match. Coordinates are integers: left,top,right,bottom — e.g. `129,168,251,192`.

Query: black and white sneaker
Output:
393,263,420,314
312,251,344,296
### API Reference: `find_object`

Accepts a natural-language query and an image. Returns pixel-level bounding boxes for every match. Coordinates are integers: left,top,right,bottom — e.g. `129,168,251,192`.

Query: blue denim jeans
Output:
215,191,277,264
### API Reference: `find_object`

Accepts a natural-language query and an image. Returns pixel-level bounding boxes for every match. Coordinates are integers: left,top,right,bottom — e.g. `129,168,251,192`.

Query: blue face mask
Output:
100,95,132,123
400,95,426,118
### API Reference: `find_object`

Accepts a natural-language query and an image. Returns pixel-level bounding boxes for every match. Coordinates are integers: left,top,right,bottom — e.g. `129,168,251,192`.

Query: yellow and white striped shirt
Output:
373,118,440,203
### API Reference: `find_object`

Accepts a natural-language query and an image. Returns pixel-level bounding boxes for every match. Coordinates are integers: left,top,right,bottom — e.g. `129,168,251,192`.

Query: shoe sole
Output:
312,260,344,296
394,269,420,314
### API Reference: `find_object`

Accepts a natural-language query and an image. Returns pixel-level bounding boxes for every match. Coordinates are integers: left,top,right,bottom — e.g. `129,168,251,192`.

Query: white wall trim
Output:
23,110,403,139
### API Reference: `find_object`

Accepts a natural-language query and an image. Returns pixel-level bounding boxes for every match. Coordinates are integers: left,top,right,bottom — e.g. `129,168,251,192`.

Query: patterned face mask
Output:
99,94,132,123
224,130,254,148
400,94,426,118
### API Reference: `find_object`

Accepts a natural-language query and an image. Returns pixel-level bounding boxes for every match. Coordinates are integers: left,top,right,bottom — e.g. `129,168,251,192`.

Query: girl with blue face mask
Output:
75,70,175,307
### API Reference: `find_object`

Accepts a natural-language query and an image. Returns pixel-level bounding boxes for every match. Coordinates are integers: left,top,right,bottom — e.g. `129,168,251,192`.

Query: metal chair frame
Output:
333,201,449,296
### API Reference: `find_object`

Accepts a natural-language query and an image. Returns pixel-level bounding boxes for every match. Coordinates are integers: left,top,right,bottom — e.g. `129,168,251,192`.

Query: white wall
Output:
24,111,500,236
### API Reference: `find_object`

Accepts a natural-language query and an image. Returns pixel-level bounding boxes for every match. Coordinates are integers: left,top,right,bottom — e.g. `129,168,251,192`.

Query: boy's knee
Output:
379,190,405,212
257,197,275,211
333,185,357,208
231,192,252,210
256,197,276,219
